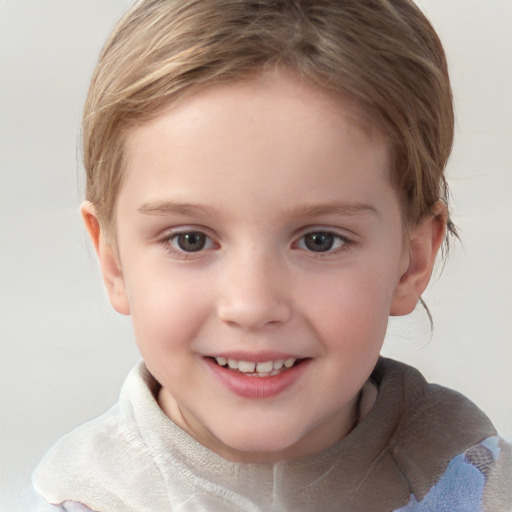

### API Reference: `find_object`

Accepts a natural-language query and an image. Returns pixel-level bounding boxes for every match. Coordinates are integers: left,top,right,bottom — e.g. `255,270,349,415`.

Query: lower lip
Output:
205,358,310,399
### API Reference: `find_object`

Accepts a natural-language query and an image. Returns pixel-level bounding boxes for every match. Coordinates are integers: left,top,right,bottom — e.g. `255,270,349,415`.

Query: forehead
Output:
126,70,384,145
119,71,394,219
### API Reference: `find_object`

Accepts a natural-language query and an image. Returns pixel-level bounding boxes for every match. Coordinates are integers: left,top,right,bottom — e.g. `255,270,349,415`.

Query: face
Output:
101,72,416,462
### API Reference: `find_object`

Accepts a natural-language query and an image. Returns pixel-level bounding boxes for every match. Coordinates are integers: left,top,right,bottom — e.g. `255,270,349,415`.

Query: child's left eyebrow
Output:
293,201,379,218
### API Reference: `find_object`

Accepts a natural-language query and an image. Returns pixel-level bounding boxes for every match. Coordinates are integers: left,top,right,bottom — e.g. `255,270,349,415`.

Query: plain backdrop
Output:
1,0,511,510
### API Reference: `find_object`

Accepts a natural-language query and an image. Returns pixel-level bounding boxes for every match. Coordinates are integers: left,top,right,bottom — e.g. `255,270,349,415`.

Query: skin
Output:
83,71,446,463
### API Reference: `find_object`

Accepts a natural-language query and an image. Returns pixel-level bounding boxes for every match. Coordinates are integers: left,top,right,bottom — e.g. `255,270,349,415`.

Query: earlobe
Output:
390,201,447,316
80,201,130,316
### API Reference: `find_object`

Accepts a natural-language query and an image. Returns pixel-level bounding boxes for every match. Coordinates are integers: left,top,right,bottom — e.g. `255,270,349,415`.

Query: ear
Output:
390,201,447,316
81,201,130,315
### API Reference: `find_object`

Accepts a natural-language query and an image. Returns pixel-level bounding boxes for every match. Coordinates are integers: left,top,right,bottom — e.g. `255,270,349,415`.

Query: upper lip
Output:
205,351,306,363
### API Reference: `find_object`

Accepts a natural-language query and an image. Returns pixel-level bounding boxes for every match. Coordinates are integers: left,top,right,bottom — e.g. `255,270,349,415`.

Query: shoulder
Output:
373,358,497,454
394,435,512,512
371,359,511,510
32,402,152,509
32,363,170,512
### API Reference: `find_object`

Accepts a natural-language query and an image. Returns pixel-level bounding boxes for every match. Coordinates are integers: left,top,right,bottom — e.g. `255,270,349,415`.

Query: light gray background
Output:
1,0,511,510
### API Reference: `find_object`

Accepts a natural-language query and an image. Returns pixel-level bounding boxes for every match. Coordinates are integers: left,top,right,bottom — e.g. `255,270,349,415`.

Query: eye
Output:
170,231,213,252
297,231,348,253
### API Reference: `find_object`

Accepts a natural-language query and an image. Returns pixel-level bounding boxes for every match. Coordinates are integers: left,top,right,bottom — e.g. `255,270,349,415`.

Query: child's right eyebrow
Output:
137,200,213,217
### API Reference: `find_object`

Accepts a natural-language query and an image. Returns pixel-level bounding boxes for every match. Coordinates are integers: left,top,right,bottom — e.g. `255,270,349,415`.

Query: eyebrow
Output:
293,201,379,218
138,199,379,218
138,200,214,216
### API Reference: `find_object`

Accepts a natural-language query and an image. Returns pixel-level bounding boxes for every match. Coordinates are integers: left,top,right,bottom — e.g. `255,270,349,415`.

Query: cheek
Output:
124,267,212,355
302,267,398,349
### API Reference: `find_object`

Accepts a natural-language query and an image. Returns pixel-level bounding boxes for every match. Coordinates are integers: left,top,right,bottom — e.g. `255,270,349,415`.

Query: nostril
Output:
217,301,291,331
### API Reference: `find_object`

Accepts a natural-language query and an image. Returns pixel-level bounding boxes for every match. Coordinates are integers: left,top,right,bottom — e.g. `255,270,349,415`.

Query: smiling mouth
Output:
209,356,306,377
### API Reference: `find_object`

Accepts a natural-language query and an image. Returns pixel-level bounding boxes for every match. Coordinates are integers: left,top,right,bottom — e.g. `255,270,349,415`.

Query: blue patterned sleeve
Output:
394,436,512,512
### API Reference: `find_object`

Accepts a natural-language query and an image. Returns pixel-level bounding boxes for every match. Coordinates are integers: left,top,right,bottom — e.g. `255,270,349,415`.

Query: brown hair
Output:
83,0,455,240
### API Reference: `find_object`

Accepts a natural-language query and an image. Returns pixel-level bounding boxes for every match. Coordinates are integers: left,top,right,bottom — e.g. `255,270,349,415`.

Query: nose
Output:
216,249,292,331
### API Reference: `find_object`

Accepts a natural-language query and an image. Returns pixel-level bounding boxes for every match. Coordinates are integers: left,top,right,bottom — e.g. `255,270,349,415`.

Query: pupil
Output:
305,232,334,252
177,232,206,252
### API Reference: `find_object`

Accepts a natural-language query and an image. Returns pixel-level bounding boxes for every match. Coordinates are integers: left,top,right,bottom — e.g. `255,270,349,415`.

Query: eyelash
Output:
160,230,217,259
294,231,352,257
158,229,353,259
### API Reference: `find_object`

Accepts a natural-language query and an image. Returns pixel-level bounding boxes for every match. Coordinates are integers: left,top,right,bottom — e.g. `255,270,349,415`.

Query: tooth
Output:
216,357,227,366
227,359,239,369
256,361,273,373
238,360,256,373
273,360,284,370
284,358,296,368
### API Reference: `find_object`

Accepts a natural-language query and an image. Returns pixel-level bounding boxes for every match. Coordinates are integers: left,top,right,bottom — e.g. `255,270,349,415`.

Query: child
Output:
32,0,511,510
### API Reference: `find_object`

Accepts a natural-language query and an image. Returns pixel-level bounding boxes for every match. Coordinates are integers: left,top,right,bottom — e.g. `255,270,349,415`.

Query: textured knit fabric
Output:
32,358,512,512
